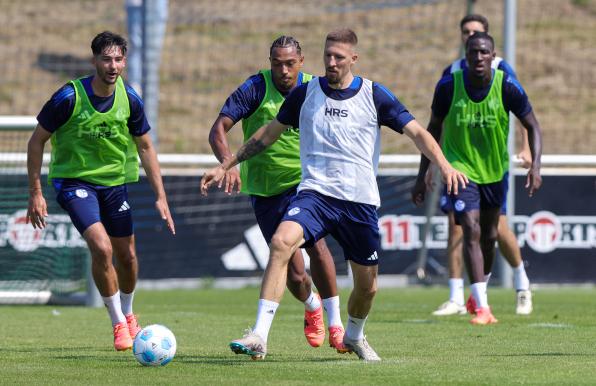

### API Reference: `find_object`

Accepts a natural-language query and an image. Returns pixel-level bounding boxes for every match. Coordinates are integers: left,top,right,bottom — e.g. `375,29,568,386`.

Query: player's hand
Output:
517,149,532,169
440,165,468,196
26,189,48,229
200,165,227,196
223,167,241,195
155,198,176,235
411,178,427,207
525,165,542,197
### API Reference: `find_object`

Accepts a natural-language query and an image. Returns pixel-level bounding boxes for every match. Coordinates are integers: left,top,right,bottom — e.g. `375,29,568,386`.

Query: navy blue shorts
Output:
250,186,298,243
281,190,380,266
440,172,508,215
53,179,133,237
444,174,508,225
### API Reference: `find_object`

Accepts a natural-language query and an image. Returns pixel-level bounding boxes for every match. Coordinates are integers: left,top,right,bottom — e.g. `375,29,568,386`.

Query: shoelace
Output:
126,315,139,328
242,328,255,338
360,338,379,357
114,323,127,334
307,311,323,327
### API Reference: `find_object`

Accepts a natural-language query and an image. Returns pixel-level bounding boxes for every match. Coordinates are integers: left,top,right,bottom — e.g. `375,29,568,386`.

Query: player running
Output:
207,35,346,352
425,14,533,317
412,32,543,325
202,28,467,360
27,31,175,351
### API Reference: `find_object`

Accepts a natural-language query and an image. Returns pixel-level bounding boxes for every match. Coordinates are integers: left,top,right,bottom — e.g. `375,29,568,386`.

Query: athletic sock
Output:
304,291,321,312
253,299,279,343
102,292,126,326
448,278,465,305
322,296,343,328
345,315,367,341
120,290,135,316
513,264,530,291
470,282,489,309
484,272,492,285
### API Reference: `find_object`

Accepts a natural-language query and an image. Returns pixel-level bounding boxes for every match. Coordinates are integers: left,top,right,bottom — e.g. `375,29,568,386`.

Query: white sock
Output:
513,263,530,291
322,296,343,328
484,272,492,285
102,292,126,326
448,278,465,305
120,291,135,316
304,291,321,312
470,282,488,309
253,299,279,343
345,315,367,341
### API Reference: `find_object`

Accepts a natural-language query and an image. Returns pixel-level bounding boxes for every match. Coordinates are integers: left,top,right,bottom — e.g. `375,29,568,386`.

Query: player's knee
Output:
305,240,330,262
354,280,377,300
118,251,138,269
480,228,498,248
88,238,113,262
91,250,112,271
361,286,377,301
287,269,307,286
461,221,481,242
270,233,294,258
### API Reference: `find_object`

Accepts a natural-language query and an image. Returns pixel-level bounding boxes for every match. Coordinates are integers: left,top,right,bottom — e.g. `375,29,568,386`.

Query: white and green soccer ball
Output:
133,324,177,366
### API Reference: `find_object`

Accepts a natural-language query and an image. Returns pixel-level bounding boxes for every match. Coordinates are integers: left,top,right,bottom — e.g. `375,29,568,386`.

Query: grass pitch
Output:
2,286,595,385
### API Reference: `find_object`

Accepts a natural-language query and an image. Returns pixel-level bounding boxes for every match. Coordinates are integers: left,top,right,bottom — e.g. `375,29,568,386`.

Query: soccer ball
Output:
133,324,177,366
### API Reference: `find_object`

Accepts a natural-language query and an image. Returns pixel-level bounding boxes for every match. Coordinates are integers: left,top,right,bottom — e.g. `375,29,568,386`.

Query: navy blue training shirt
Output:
219,72,306,123
431,69,532,120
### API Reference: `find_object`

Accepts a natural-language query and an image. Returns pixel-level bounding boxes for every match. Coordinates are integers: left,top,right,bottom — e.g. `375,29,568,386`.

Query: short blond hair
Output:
325,28,358,46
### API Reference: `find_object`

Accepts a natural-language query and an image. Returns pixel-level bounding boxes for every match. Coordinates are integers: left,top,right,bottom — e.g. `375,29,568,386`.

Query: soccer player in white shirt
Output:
201,28,467,361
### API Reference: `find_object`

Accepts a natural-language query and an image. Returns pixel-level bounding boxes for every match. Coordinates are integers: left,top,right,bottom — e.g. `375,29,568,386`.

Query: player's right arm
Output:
411,75,454,206
405,118,467,199
26,84,74,229
201,119,289,196
207,74,265,194
26,124,52,229
202,79,305,196
411,113,444,206
208,115,241,194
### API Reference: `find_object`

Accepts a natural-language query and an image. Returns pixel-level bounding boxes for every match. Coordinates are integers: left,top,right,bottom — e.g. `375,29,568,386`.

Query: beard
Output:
326,70,340,85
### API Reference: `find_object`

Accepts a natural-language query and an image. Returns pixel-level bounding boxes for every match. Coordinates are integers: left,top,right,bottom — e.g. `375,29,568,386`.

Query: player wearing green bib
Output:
27,31,175,351
413,32,543,325
207,36,347,353
418,15,534,319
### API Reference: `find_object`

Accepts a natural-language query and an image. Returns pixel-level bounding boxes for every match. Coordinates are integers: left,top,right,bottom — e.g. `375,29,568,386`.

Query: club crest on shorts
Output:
454,199,466,212
287,207,300,216
75,189,88,198
440,196,448,207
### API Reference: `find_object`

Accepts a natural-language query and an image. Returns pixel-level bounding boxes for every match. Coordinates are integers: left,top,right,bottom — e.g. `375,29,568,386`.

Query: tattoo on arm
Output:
236,138,267,163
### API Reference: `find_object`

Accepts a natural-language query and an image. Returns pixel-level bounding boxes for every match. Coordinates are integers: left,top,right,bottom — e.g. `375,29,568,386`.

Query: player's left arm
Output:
505,75,543,197
517,126,532,169
517,111,543,197
404,120,468,196
134,133,176,235
500,65,531,168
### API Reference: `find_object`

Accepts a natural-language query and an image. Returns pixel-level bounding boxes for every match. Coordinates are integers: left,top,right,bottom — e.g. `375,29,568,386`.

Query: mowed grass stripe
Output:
1,287,595,385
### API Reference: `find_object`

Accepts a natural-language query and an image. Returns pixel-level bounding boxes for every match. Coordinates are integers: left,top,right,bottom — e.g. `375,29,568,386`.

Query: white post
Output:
142,0,168,147
501,0,517,288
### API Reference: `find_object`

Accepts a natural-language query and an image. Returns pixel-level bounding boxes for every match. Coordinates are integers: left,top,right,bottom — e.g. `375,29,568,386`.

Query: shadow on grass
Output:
0,346,101,353
174,354,363,365
483,352,596,357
